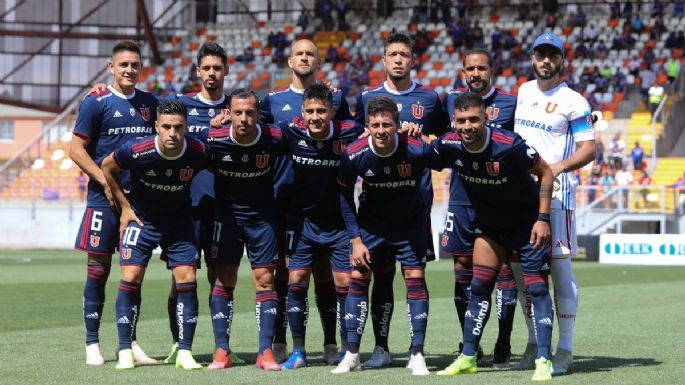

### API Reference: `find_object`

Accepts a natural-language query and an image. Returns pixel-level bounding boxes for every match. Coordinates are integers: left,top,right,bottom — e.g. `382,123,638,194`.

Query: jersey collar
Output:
230,123,262,147
481,86,496,99
289,84,305,94
383,80,416,95
196,92,226,105
306,121,334,141
368,133,398,158
464,126,491,154
155,136,187,160
108,85,135,99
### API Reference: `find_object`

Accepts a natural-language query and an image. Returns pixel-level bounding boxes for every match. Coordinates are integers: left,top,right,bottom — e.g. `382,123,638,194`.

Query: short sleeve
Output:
337,150,358,188
259,95,274,125
113,141,134,170
507,136,540,171
354,93,366,127
425,95,451,136
73,96,102,140
334,93,353,120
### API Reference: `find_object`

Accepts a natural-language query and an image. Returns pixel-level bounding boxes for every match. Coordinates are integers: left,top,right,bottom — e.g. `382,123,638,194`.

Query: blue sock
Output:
525,274,553,360
273,274,289,345
115,280,140,351
167,295,179,343
131,290,142,341
371,270,394,351
345,278,370,353
287,282,309,350
335,285,349,348
256,290,278,355
495,265,517,350
210,284,234,352
176,281,198,350
405,276,429,353
84,262,110,344
315,280,338,346
463,265,497,356
454,260,472,333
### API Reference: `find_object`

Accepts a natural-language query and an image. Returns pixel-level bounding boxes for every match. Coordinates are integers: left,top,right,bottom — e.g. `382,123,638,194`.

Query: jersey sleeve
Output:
354,93,366,127
112,141,134,170
424,139,447,170
442,93,454,128
334,93,353,120
426,95,451,136
73,96,102,140
568,95,594,142
259,95,274,125
337,152,360,239
507,136,540,171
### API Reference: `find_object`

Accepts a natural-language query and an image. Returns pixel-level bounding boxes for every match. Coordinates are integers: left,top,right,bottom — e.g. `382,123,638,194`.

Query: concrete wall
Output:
0,119,45,161
0,204,83,249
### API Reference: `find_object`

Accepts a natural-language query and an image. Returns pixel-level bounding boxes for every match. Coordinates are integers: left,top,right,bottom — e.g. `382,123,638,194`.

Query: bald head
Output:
288,39,319,78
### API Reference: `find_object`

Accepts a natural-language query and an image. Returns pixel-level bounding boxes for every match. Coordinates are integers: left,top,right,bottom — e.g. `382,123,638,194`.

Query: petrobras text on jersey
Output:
139,179,186,192
217,166,271,178
514,118,553,132
364,179,417,188
599,233,685,265
107,126,154,136
291,154,340,167
457,171,509,185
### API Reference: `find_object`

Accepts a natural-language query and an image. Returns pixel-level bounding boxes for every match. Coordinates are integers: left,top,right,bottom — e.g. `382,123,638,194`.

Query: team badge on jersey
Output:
472,162,479,170
256,154,269,169
242,154,249,163
412,102,424,119
316,141,324,150
486,106,500,120
166,169,173,177
397,163,411,177
486,161,500,176
129,108,136,117
332,140,346,155
441,234,449,247
545,102,558,113
384,166,391,174
396,103,403,112
208,108,215,117
180,167,193,182
90,235,100,248
121,248,131,260
139,107,151,121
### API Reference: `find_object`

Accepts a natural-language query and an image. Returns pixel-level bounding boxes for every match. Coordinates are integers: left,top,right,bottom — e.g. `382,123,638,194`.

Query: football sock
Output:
524,274,553,360
287,282,309,349
84,262,110,344
552,258,578,352
346,277,370,354
210,284,234,352
453,259,473,333
371,270,394,351
315,280,338,346
511,262,537,344
462,265,497,356
116,280,140,351
176,281,199,350
495,264,517,350
131,289,142,341
256,290,279,354
167,295,179,343
404,276,429,352
335,285,349,348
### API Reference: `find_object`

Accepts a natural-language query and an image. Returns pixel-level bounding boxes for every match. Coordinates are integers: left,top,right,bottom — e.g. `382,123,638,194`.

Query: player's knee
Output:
214,265,238,287
172,265,196,283
402,267,424,279
288,269,311,284
120,265,145,283
470,265,498,296
524,274,550,299
252,267,275,290
333,271,350,287
350,268,371,281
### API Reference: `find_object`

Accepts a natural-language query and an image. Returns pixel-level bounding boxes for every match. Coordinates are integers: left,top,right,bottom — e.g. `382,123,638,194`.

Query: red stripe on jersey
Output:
346,139,368,154
184,92,198,97
265,126,282,138
186,137,205,152
209,127,231,138
496,88,516,97
270,86,290,95
415,83,437,93
131,139,155,153
491,132,513,145
451,87,468,94
334,120,356,131
399,134,422,146
292,116,307,130
80,208,92,249
444,132,461,141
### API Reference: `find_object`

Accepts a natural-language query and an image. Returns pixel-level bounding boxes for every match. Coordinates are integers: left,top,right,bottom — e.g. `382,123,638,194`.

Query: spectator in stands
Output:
631,14,644,33
297,10,310,31
575,41,589,58
622,1,633,18
615,165,634,208
584,23,600,42
611,33,625,50
648,81,665,117
573,6,587,27
584,91,601,111
595,39,608,60
652,0,664,18
668,171,685,212
317,0,334,31
587,164,601,203
595,131,605,166
665,32,679,49
631,141,645,171
542,0,559,15
639,64,656,101
622,32,636,49
451,20,465,48
546,13,557,29
439,0,451,24
77,171,87,201
609,133,625,170
456,0,467,19
676,31,685,48
599,169,615,208
414,28,432,57
491,28,502,50
651,18,667,40
611,71,628,93
637,169,653,208
665,57,681,85
628,55,641,77
325,45,339,65
337,0,348,30
238,46,255,63
429,0,439,23
643,48,656,65
610,0,621,19
675,1,685,18
471,20,484,48
595,75,609,94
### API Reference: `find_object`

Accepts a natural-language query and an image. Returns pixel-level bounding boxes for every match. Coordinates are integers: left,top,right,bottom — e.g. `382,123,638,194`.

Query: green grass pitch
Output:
1,250,684,385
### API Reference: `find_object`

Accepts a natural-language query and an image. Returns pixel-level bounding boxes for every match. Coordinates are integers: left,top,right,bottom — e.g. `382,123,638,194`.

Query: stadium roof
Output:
0,103,57,119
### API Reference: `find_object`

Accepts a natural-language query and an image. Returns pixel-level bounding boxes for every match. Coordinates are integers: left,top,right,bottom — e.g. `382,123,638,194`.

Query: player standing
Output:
69,40,157,366
512,33,596,375
260,39,353,364
441,49,518,367
101,100,210,370
333,96,433,376
274,85,364,369
353,33,449,368
433,92,555,381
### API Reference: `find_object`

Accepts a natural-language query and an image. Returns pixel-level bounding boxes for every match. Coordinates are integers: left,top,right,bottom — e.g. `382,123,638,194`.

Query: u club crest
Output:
412,102,424,119
139,107,151,121
180,167,193,182
256,154,269,169
332,141,346,155
486,161,500,176
397,163,411,177
485,106,500,120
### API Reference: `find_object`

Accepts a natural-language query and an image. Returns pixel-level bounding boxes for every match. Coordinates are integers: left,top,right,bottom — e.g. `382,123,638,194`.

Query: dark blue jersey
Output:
260,85,353,202
431,127,540,232
113,136,209,222
442,87,517,205
164,92,230,206
338,134,436,238
206,124,284,212
73,86,158,206
279,117,364,229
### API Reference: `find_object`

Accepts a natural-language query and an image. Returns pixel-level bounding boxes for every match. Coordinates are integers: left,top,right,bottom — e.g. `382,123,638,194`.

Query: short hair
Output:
112,40,141,57
462,49,494,69
452,92,485,113
228,88,259,108
303,84,333,106
366,96,399,123
197,42,227,65
384,33,414,55
157,100,187,118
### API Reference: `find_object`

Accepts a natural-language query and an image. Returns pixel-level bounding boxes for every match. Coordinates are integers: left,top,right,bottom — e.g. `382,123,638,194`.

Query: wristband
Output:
537,213,551,223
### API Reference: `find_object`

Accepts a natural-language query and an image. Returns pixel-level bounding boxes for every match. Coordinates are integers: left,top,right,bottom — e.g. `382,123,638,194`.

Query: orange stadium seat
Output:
190,42,200,51
284,25,294,34
196,27,206,36
227,56,236,65
206,35,217,42
510,28,518,37
259,71,270,81
251,79,263,89
252,41,261,49
381,31,390,40
262,47,272,56
417,70,427,79
433,62,444,70
349,32,360,41
430,30,440,39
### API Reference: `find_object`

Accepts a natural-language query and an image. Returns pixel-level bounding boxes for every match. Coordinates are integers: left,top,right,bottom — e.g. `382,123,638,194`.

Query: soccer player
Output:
441,49,518,367
273,84,364,369
260,38,353,364
512,32,596,375
353,33,450,368
206,89,284,371
101,100,210,370
333,96,433,376
69,40,157,366
433,92,555,381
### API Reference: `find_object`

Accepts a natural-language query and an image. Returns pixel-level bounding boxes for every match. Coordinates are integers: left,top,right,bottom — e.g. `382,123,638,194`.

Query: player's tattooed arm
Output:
101,153,143,237
69,135,115,207
528,155,553,249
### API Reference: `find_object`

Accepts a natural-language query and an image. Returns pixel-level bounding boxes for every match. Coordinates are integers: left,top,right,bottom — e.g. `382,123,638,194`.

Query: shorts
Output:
120,219,199,268
286,214,351,273
440,204,476,257
357,215,428,271
551,208,577,258
210,206,278,269
74,206,119,255
476,224,551,276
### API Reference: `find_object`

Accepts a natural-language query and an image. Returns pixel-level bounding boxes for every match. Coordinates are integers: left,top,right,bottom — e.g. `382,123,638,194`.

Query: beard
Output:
466,77,489,93
293,66,316,78
534,63,562,80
